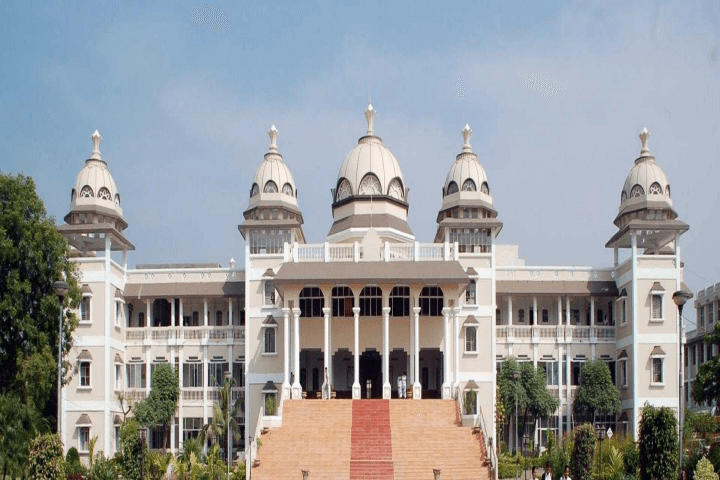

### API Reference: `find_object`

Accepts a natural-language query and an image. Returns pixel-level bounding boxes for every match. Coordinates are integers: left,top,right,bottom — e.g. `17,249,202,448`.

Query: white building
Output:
58,108,689,463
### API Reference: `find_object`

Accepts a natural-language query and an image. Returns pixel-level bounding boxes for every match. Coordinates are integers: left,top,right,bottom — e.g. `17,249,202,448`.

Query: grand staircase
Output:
252,399,491,480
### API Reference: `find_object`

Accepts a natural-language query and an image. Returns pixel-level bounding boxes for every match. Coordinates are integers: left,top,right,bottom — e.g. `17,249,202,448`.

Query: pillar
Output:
282,308,291,400
323,307,331,399
442,307,451,399
204,298,208,327
454,307,460,396
413,306,421,399
382,307,391,399
171,298,176,327
352,307,361,399
228,298,233,326
179,299,184,329
292,307,301,399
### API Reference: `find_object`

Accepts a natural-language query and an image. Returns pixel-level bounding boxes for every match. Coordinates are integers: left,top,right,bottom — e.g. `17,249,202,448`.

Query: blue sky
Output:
2,0,720,306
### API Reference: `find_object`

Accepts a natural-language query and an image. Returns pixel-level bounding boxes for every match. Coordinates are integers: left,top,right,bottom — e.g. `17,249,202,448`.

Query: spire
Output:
639,127,651,156
462,124,473,153
268,125,279,153
91,130,102,160
364,103,376,135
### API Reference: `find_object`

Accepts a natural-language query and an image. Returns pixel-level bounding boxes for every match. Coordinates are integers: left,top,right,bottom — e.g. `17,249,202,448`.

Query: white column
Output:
565,296,570,325
454,307,460,395
533,296,538,325
228,298,233,326
557,344,563,439
146,299,151,329
413,306,421,399
590,297,595,328
179,299,184,328
566,344,571,431
171,298,176,327
508,296,513,325
178,349,184,452
352,307,361,399
282,308,291,400
382,307,391,399
204,298,208,326
292,307,302,398
409,309,414,385
323,307,331,399
442,307,451,399
590,297,596,360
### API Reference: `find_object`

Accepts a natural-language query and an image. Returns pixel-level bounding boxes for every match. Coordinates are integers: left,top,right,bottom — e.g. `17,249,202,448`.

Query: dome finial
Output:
364,103,376,135
639,127,651,156
268,124,278,153
462,124,473,153
91,130,102,160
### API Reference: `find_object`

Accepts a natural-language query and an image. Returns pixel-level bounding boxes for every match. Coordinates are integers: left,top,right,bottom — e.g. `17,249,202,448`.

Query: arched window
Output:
648,182,663,195
480,182,489,195
250,184,259,197
621,191,627,203
358,174,381,195
359,286,382,316
665,185,671,197
630,184,644,198
462,179,477,191
98,187,111,201
388,178,404,200
264,181,278,193
420,286,443,317
390,286,410,317
336,178,352,201
80,185,94,198
71,189,76,202
446,181,459,195
282,183,294,196
332,286,354,317
299,287,324,317
114,194,121,206
465,327,477,353
466,280,476,305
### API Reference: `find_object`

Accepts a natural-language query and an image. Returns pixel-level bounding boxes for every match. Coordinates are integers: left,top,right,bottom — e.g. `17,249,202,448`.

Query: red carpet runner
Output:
350,400,394,480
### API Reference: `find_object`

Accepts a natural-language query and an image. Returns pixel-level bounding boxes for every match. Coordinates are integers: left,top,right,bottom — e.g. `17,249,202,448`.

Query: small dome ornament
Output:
91,130,102,160
364,103,376,136
268,124,279,153
462,124,473,153
639,127,651,156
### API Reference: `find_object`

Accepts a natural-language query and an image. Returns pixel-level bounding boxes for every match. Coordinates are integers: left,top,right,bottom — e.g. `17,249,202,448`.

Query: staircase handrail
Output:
252,403,265,461
456,387,498,480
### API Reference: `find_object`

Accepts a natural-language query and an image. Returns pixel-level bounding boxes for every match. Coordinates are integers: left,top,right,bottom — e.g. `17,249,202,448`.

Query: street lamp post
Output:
673,288,694,480
53,280,69,436
595,424,606,480
522,433,530,480
225,370,233,480
513,371,521,480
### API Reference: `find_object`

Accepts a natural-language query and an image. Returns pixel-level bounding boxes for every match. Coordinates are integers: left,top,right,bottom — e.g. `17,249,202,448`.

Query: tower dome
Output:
249,125,299,206
70,130,124,218
614,128,677,228
334,104,407,204
443,125,492,200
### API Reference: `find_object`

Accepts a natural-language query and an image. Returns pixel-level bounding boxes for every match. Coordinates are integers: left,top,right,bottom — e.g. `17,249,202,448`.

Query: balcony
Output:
496,325,616,342
125,326,245,344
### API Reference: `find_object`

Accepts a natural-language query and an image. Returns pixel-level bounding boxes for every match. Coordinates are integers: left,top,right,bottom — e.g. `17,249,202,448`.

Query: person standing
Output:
401,371,407,399
561,465,572,480
397,374,402,398
542,462,553,480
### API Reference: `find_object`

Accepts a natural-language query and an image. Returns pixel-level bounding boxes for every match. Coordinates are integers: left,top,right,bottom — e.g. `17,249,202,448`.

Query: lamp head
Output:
54,280,69,298
672,288,694,307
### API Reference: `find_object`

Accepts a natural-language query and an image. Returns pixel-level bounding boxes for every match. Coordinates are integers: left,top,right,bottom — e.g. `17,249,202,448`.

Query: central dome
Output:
334,104,406,203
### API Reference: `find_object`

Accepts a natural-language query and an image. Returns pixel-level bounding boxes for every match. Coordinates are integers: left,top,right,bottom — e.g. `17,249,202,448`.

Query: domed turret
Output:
239,125,305,246
434,124,502,246
327,104,414,244
59,131,135,255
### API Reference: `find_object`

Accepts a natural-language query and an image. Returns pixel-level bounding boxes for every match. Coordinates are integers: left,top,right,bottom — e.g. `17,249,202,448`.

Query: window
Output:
98,187,111,200
518,309,525,323
465,327,477,352
700,306,706,326
496,309,502,325
138,311,145,327
358,174,381,195
114,301,121,327
388,178,404,200
264,327,276,354
461,179,476,191
630,184,644,197
571,361,584,386
263,180,278,193
192,311,200,326
648,182,663,195
464,390,477,414
419,286,443,317
250,183,259,197
126,363,146,388
542,309,549,323
465,281,476,305
183,363,203,388
80,185,94,198
299,287,324,317
651,294,663,320
248,228,291,254
233,361,245,387
529,309,535,325
215,310,223,326
710,303,715,324
446,181,459,195
80,296,91,322
700,346,705,364
572,309,580,324
336,178,352,201
538,361,558,385
693,346,697,365
389,286,410,317
79,427,90,452
208,362,229,387
115,365,122,391
282,183,293,196
360,286,383,316
652,358,664,384
264,281,276,306
620,360,628,388
449,227,491,253
80,362,91,387
480,181,489,195
332,286,354,317
183,418,203,440
621,191,627,203
622,300,627,325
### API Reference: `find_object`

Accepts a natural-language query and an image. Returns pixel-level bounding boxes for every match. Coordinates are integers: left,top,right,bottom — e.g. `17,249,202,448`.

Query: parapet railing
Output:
281,241,490,263
125,326,245,343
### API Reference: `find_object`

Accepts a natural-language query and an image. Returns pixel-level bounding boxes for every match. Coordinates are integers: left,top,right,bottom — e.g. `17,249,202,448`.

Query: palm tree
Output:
201,375,244,465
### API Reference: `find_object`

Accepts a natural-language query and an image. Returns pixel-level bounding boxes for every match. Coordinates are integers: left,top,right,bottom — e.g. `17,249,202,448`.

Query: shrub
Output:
695,456,718,480
119,419,145,480
27,433,66,480
572,424,596,480
639,404,678,480
622,440,639,478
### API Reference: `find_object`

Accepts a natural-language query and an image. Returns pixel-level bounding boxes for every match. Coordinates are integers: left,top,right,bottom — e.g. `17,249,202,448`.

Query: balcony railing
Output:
279,240,485,263
125,326,245,343
496,325,615,342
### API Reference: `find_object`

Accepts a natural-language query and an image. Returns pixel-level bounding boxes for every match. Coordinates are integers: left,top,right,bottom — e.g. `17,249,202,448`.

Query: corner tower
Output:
327,104,414,244
605,128,689,437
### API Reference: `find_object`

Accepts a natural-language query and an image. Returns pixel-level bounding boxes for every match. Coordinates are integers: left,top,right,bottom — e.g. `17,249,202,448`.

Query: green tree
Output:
134,363,179,453
0,173,81,424
202,374,244,465
638,404,678,480
571,423,596,480
694,456,718,480
692,323,720,407
119,419,145,480
684,409,717,441
0,392,47,478
573,360,621,424
27,433,66,480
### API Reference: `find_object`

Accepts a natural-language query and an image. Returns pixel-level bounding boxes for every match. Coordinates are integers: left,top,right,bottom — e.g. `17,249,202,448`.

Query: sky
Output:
2,0,720,314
